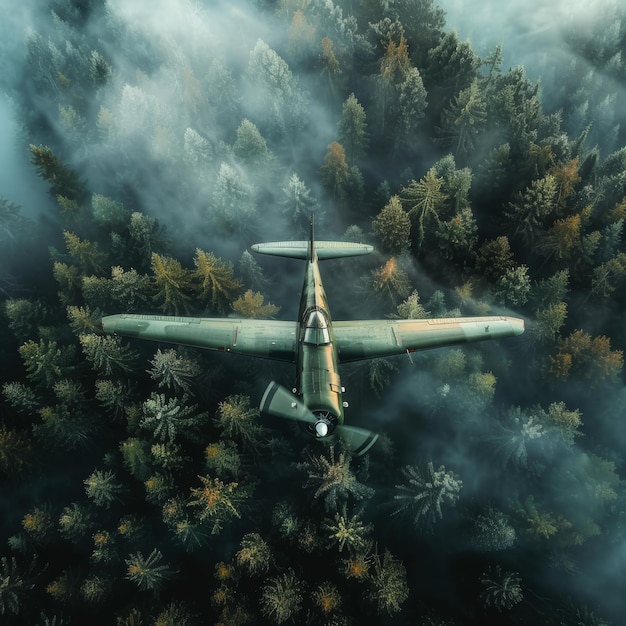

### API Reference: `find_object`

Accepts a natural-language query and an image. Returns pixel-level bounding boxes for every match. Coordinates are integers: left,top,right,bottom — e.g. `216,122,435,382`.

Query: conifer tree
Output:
282,173,319,234
338,93,368,164
370,257,412,307
0,556,38,617
141,393,207,443
214,395,265,451
151,253,194,315
260,569,304,624
236,533,271,575
188,475,249,533
147,348,201,395
401,168,447,249
437,80,487,157
393,462,462,530
80,334,137,376
193,249,242,312
0,426,33,475
480,566,523,611
63,231,107,275
372,195,411,254
297,445,374,512
125,549,173,596
323,505,373,553
84,470,126,508
320,142,350,200
232,290,280,319
29,145,85,201
366,549,409,616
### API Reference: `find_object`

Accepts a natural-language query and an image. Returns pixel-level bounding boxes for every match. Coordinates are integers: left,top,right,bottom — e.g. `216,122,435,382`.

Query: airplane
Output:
101,221,525,456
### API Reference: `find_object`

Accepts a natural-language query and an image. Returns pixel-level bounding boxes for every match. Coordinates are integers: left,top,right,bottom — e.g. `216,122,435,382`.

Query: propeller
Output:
260,381,378,456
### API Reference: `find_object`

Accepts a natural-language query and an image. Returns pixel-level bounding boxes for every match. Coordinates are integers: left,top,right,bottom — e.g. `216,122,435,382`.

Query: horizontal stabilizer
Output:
251,240,373,260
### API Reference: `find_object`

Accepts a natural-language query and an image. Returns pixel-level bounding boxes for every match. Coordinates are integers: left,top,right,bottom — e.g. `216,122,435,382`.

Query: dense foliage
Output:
0,0,625,624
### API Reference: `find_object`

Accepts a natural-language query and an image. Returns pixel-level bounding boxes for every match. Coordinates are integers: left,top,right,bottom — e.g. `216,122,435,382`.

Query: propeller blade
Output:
335,424,378,456
260,381,378,456
260,381,316,424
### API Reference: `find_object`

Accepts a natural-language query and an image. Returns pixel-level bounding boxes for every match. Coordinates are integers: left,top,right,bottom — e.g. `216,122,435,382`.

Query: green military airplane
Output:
102,223,524,455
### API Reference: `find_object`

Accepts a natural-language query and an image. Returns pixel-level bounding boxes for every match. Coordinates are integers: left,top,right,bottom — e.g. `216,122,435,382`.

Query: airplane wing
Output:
101,314,297,362
334,316,524,363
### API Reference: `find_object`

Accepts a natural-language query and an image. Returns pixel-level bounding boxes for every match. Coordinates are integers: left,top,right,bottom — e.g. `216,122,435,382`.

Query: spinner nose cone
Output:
315,421,329,438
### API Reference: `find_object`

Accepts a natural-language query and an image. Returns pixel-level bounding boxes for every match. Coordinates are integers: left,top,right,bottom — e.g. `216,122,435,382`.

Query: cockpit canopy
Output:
303,309,331,345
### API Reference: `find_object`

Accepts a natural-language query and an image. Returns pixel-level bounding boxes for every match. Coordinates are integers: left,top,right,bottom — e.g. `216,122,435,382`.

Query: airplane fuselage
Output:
296,250,344,435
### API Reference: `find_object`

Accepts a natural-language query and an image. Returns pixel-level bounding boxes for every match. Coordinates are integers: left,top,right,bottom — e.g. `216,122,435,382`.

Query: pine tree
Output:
236,533,271,575
2,382,40,414
480,566,523,611
0,556,38,616
29,145,85,201
366,549,409,616
320,142,350,200
338,93,368,164
239,250,269,293
372,195,411,254
63,231,107,275
80,334,137,376
313,581,342,616
147,348,201,394
233,119,270,164
192,249,242,313
297,445,374,512
94,379,131,418
323,505,373,553
214,395,265,451
151,253,194,315
393,462,462,530
471,508,516,551
437,80,487,156
125,549,173,596
4,299,46,341
212,163,256,229
128,212,169,266
58,503,93,542
396,67,428,145
109,266,153,311
204,441,241,479
84,470,126,508
141,393,207,443
247,39,308,132
91,194,129,229
435,207,478,260
370,257,412,308
282,173,319,234
401,168,447,249
66,305,103,336
260,569,304,624
0,426,33,475
188,475,249,533
232,290,280,319
19,339,76,387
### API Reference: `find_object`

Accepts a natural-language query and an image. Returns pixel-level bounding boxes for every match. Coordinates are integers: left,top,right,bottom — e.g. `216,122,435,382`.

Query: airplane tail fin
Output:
251,240,373,260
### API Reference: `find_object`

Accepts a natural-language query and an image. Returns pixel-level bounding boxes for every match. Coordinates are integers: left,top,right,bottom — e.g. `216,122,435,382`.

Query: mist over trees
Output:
0,0,625,623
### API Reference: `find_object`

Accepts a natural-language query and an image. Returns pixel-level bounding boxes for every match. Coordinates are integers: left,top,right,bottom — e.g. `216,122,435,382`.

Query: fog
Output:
0,0,624,623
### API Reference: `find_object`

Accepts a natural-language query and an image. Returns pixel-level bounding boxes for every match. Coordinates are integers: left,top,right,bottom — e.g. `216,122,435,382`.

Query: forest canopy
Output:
0,0,625,624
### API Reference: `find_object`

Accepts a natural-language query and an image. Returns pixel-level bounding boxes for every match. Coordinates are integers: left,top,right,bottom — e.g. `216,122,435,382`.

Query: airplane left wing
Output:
101,314,297,362
334,316,524,363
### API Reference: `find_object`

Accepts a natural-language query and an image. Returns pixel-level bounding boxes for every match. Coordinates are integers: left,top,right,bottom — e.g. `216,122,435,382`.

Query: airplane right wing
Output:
334,316,524,363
